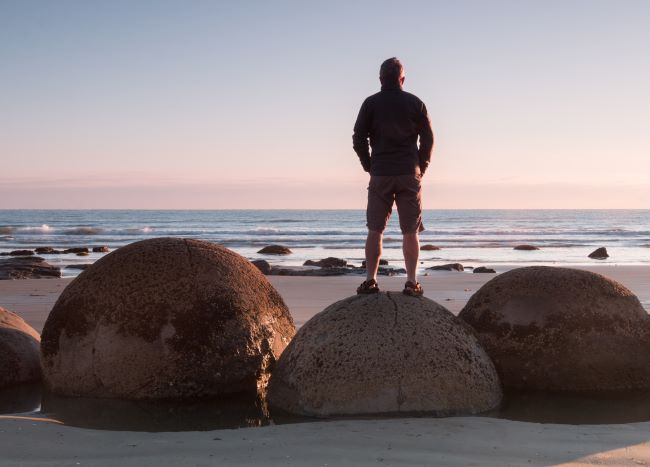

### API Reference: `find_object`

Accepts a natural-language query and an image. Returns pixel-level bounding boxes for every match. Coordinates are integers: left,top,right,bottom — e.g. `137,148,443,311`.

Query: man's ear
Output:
400,76,405,85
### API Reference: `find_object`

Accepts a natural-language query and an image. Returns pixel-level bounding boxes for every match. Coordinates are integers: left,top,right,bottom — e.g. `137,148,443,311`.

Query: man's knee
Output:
367,229,383,243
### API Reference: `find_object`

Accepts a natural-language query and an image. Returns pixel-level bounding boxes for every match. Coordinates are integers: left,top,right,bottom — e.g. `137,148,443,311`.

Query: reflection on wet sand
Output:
5,384,650,431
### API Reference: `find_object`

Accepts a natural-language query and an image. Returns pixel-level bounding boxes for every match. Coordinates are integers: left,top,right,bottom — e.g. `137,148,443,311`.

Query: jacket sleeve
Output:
417,102,434,175
352,99,372,172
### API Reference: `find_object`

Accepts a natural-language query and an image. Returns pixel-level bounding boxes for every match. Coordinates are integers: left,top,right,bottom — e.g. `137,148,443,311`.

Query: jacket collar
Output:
381,82,402,91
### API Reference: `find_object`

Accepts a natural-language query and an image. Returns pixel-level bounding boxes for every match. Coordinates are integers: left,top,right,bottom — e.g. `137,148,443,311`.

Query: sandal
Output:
403,281,423,296
357,278,380,295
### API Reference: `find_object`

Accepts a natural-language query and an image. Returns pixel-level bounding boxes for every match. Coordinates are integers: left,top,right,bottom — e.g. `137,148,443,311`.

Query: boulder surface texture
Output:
0,306,41,388
268,293,502,417
41,238,296,400
459,266,650,391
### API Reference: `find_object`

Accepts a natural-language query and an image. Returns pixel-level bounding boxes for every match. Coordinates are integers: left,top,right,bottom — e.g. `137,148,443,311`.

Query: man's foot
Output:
357,278,380,294
403,281,423,296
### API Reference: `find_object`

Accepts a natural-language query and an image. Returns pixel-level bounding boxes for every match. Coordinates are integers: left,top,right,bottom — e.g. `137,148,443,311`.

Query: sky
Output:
1,0,649,209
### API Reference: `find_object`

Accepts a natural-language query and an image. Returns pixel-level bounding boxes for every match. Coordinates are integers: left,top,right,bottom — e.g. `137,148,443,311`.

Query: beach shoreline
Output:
3,265,650,465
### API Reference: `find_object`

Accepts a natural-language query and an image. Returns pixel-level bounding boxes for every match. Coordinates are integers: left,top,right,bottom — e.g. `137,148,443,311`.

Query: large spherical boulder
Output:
0,306,41,388
459,266,650,391
268,293,502,417
41,238,296,400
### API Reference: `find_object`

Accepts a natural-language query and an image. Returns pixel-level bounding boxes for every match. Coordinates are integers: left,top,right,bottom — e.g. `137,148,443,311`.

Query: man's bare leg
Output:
403,232,419,283
365,229,383,281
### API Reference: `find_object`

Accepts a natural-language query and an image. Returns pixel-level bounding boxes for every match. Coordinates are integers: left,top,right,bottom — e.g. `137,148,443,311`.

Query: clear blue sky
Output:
1,0,649,208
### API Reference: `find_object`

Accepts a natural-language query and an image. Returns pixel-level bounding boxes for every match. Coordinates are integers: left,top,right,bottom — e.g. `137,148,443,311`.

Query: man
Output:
353,57,434,296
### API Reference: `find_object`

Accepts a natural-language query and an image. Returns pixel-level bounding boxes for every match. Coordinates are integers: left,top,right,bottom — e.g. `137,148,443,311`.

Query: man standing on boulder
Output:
353,57,434,296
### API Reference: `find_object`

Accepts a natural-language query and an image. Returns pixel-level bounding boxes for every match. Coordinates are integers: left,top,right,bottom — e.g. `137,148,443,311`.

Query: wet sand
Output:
2,415,650,466
1,265,650,465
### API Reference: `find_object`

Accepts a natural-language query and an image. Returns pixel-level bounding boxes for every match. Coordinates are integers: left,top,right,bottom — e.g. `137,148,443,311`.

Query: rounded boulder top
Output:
459,266,650,391
41,237,296,400
268,293,502,417
0,306,41,389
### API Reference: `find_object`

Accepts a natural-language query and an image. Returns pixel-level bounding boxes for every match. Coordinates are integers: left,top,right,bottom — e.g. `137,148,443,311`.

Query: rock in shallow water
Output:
268,293,502,417
62,247,89,254
35,247,61,254
41,238,296,400
588,247,609,259
303,257,347,268
473,266,496,273
257,245,292,255
0,306,41,388
0,256,61,280
428,263,464,271
9,249,34,256
459,266,650,391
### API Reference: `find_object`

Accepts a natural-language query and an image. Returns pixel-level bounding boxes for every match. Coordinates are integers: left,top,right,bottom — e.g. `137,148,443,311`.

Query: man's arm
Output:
352,99,372,172
417,102,434,175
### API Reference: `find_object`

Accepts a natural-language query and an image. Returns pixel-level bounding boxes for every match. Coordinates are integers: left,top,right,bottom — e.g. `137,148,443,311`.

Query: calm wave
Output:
1,210,649,276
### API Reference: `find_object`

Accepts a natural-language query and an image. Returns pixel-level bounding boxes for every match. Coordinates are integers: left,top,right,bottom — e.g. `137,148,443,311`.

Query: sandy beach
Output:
2,265,650,466
2,265,649,332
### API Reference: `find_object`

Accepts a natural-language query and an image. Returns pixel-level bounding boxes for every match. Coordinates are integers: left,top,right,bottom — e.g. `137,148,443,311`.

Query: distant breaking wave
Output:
16,224,52,232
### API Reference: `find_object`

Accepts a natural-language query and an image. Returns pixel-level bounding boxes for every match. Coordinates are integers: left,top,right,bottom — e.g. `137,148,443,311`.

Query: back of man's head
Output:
379,57,404,86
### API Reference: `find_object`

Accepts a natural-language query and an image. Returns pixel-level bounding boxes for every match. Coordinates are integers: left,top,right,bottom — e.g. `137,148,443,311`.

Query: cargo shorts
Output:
366,173,425,234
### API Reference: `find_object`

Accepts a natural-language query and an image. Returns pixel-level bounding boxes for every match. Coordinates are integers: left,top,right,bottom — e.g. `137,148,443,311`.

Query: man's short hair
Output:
379,57,404,84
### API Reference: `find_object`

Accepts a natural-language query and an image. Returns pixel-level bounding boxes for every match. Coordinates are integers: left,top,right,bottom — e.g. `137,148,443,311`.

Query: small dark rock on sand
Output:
514,245,539,251
76,252,89,256
251,259,272,275
303,257,347,268
361,259,388,267
420,244,441,251
588,247,609,259
92,246,110,253
0,256,61,280
473,267,496,273
428,263,464,272
257,245,292,255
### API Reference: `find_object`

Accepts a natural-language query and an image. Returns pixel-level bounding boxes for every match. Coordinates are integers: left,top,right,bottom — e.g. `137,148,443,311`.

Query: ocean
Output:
1,209,649,276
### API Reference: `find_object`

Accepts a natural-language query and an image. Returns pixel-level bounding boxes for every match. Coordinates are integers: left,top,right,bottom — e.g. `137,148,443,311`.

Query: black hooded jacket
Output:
353,84,434,176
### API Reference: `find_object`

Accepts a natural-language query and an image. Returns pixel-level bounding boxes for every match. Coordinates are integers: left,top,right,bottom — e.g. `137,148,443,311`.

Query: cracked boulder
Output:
459,266,650,391
268,293,501,417
1,306,41,388
40,237,296,400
